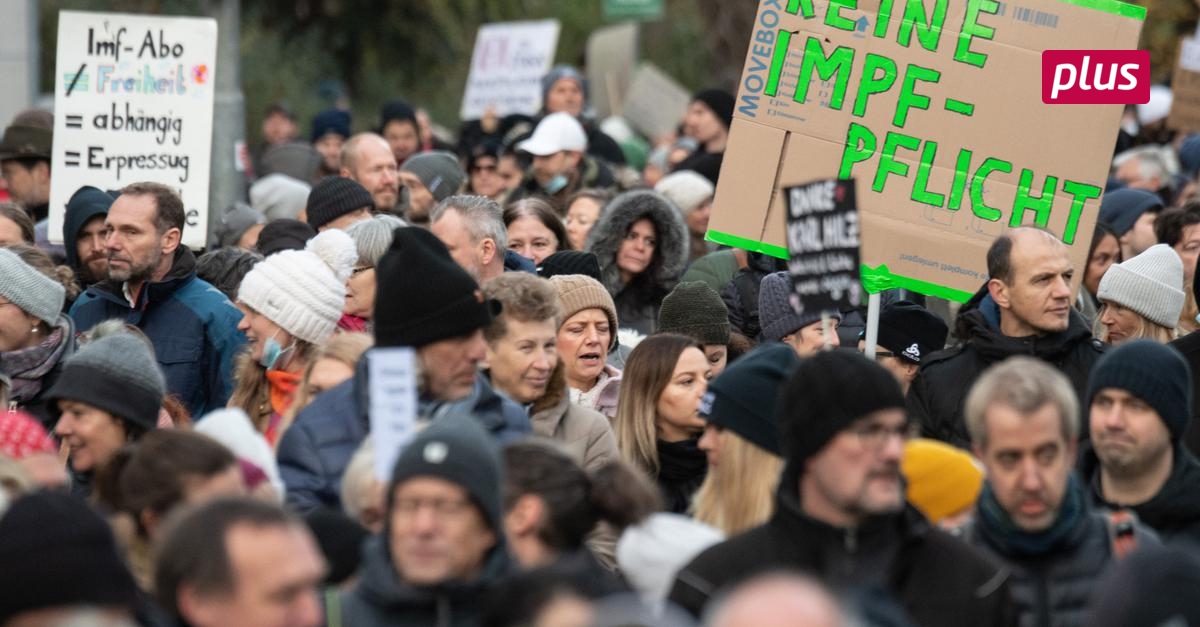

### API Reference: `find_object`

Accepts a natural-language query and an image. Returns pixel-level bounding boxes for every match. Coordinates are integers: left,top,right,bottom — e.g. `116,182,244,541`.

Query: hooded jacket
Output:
669,486,1016,626
908,285,1105,448
339,526,511,627
1079,441,1200,545
68,247,245,419
586,191,689,335
721,251,787,340
62,188,113,281
278,363,532,513
527,364,619,473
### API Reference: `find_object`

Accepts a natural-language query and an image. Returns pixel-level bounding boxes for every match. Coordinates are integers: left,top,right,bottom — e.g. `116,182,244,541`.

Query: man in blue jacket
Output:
279,225,531,512
69,182,245,418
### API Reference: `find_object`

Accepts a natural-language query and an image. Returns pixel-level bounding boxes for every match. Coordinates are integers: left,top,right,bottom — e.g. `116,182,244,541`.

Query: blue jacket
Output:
68,247,245,418
278,361,531,512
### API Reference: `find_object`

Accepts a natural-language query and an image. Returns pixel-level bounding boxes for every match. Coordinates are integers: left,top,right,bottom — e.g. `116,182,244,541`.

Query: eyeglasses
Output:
849,420,913,450
392,497,473,519
351,265,373,276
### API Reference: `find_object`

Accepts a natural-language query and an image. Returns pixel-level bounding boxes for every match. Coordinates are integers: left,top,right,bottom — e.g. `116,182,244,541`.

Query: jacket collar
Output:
955,283,1095,361
87,247,198,309
1081,440,1200,529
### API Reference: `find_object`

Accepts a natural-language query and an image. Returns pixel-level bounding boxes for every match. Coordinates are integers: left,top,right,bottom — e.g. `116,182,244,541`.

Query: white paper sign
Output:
49,11,217,249
1182,37,1200,74
368,347,419,482
460,20,560,121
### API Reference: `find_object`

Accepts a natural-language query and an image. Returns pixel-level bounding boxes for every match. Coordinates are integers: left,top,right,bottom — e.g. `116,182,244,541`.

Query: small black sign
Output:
784,178,862,316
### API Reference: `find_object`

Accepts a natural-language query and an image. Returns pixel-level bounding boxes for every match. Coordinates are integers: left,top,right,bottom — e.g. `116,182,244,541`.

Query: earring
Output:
29,326,37,335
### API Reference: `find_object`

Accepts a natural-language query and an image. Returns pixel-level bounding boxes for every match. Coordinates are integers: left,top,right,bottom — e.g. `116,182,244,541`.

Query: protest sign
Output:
785,178,861,316
624,63,692,139
1168,37,1200,134
368,347,419,482
706,0,1144,302
587,23,639,119
460,20,560,121
49,11,217,249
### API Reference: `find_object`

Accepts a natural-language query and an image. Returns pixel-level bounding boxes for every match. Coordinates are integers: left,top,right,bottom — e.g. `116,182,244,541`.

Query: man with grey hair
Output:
430,194,508,283
961,356,1155,627
1112,144,1174,200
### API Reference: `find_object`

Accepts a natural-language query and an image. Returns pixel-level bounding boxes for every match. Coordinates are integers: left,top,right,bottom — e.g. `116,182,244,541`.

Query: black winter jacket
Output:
669,488,1016,626
962,509,1157,627
907,286,1105,448
1079,442,1200,545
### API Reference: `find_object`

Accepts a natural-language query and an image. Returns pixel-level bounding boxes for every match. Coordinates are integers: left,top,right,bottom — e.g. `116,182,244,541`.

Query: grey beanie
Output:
0,248,65,325
658,281,731,345
215,202,266,248
44,333,165,431
346,213,408,267
758,271,841,342
400,151,466,202
1097,243,1185,328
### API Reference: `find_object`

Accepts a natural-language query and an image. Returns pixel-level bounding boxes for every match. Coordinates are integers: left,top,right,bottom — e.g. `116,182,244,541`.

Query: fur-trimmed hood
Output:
586,190,690,295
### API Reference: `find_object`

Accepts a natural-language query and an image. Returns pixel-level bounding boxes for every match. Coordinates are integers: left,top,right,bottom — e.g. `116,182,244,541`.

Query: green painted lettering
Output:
912,140,945,207
948,148,973,211
852,54,898,117
785,0,817,17
898,0,948,52
825,0,858,31
1061,181,1102,245
893,64,940,128
1010,169,1057,228
765,30,792,97
796,37,855,109
970,157,1012,221
955,0,999,68
838,123,877,178
873,131,921,193
873,0,896,38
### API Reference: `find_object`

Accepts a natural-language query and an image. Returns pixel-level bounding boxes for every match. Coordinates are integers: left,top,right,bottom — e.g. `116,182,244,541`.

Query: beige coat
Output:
529,365,619,473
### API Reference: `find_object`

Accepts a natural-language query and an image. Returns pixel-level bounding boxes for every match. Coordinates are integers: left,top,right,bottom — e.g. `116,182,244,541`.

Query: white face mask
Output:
258,330,295,370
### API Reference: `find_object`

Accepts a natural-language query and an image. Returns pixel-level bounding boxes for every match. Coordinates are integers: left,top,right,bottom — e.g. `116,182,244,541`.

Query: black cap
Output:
256,219,317,257
537,250,602,281
701,342,799,454
869,301,949,364
305,176,373,230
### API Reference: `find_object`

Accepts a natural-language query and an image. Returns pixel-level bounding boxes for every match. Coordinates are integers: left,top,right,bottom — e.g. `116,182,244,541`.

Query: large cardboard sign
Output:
786,178,861,315
460,20,561,121
1168,37,1200,134
50,11,217,249
706,0,1144,302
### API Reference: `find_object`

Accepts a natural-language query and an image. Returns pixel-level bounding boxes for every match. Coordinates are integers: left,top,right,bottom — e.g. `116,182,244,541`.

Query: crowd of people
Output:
3,55,1200,627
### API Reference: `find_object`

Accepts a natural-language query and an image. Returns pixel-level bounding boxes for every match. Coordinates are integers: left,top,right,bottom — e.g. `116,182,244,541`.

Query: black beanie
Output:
1086,340,1193,442
702,342,799,454
379,100,418,133
305,176,374,230
692,88,735,130
373,226,501,348
777,349,906,469
389,412,503,532
869,301,949,364
0,491,140,623
304,508,368,585
536,250,602,281
256,219,317,257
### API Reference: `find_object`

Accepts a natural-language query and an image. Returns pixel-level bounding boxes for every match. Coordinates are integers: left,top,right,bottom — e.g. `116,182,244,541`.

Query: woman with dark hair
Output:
501,440,658,581
95,429,244,588
1078,221,1122,326
612,333,711,513
586,191,689,335
504,198,569,265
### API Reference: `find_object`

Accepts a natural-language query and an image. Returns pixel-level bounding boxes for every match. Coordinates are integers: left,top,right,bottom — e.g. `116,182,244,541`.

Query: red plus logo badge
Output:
1041,50,1150,105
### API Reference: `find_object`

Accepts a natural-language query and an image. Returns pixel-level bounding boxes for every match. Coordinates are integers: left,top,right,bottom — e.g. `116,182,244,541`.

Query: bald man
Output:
708,574,845,627
340,133,399,213
907,227,1106,448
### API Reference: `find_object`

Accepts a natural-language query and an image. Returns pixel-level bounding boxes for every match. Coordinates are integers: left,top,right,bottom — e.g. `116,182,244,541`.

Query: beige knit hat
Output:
548,274,619,350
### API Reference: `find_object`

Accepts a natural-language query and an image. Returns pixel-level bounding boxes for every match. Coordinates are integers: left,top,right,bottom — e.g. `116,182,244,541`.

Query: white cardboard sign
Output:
49,11,217,249
460,20,560,121
368,347,419,483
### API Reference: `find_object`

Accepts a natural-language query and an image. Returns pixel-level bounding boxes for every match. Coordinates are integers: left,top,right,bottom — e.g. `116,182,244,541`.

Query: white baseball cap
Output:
517,112,588,156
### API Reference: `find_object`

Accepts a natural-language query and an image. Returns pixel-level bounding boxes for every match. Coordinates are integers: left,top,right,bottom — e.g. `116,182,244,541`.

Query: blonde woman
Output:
692,343,793,534
613,333,711,514
1094,243,1184,346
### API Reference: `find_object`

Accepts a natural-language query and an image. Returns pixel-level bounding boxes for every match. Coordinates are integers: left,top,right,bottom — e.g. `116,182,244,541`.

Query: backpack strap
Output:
1106,509,1139,560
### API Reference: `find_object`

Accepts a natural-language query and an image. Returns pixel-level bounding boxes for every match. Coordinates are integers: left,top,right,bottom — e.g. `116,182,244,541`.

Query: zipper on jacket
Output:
844,526,858,553
437,593,450,627
1035,572,1050,627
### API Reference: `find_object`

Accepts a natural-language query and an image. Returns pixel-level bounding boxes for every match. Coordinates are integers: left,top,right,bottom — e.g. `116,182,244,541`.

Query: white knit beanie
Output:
654,170,715,215
1097,243,1185,328
237,229,357,344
